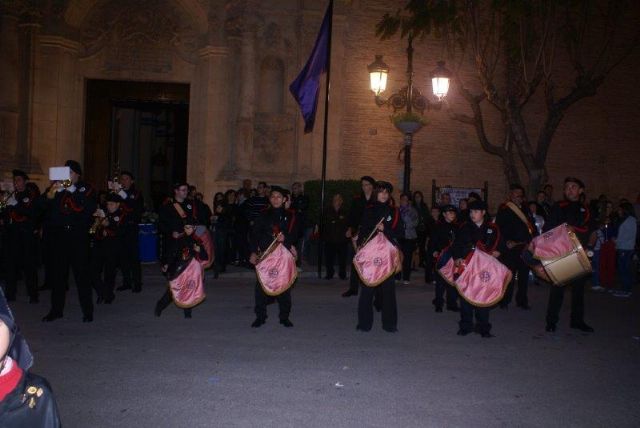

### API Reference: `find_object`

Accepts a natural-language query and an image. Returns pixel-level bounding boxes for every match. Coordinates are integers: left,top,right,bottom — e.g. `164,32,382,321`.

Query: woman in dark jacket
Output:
356,181,404,333
323,194,349,280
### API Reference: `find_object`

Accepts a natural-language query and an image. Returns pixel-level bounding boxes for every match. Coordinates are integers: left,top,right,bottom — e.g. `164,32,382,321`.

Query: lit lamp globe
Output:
431,61,451,100
367,55,389,95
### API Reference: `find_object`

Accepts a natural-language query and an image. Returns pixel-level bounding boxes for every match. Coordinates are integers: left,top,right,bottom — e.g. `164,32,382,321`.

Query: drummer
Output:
355,181,404,333
544,177,594,333
451,200,502,338
248,186,299,328
429,204,460,313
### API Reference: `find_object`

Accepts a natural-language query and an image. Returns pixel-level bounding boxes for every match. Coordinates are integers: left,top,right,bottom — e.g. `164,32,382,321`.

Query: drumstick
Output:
257,236,280,263
359,218,385,250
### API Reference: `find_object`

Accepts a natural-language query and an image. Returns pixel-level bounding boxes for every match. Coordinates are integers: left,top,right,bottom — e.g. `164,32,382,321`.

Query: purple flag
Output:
289,1,333,133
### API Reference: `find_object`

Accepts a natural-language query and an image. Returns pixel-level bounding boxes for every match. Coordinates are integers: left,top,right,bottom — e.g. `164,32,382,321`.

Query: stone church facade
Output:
1,0,638,209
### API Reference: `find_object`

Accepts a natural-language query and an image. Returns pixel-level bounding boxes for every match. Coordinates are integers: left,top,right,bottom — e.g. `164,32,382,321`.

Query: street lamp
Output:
367,36,451,193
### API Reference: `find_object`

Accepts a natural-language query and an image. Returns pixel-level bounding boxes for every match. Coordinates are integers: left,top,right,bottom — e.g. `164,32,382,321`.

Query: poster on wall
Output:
436,187,482,207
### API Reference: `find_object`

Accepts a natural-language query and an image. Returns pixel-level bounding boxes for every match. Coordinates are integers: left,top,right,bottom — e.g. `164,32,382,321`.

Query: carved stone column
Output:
236,29,256,177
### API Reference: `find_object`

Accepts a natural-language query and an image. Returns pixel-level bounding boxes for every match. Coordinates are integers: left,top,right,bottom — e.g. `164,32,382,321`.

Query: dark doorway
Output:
84,80,190,209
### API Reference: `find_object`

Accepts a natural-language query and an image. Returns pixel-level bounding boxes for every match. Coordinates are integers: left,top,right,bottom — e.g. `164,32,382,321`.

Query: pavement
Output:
10,266,640,428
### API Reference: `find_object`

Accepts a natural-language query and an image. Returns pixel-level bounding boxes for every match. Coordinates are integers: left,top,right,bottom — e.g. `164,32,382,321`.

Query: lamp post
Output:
368,36,451,194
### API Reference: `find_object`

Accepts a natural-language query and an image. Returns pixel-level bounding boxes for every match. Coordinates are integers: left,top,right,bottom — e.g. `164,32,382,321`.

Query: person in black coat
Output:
249,186,299,328
495,184,537,310
544,177,594,333
342,176,376,297
323,194,349,280
451,200,502,338
0,289,61,427
356,181,404,333
115,171,144,293
429,204,460,312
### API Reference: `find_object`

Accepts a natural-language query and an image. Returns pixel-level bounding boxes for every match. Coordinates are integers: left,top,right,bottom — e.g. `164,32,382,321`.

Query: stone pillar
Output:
189,45,231,199
0,13,20,170
236,30,256,177
31,36,83,173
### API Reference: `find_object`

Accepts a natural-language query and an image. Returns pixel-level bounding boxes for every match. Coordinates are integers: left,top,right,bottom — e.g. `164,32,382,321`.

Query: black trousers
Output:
90,240,120,299
416,230,427,266
424,253,435,283
459,299,491,334
121,227,142,290
347,263,360,295
254,282,291,321
41,226,56,288
357,277,397,331
157,289,192,317
400,238,416,281
325,241,347,279
501,252,530,306
434,273,459,309
3,227,39,300
49,227,93,318
545,276,586,325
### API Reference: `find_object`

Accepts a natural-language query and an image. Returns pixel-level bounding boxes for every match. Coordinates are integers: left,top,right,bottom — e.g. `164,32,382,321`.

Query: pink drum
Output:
255,243,298,296
454,250,512,307
169,258,206,308
353,233,402,287
195,225,214,269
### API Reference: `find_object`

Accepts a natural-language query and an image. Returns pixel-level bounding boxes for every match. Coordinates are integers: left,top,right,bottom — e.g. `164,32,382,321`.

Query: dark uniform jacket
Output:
158,199,199,264
543,200,592,245
95,209,127,242
347,192,374,236
357,201,404,247
428,219,459,254
42,181,97,230
495,202,537,264
164,234,209,281
2,186,40,231
120,185,144,226
452,221,501,260
250,207,298,254
323,206,348,244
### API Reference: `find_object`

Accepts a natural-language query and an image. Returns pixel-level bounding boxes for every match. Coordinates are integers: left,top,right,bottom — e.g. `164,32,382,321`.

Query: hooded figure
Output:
0,288,61,426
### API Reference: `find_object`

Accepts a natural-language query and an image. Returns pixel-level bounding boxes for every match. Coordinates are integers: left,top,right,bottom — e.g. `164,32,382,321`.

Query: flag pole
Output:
317,0,334,279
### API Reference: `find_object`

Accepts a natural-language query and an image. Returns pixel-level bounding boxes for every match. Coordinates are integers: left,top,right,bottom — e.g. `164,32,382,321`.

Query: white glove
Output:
6,196,17,206
118,190,128,200
67,184,77,193
94,208,106,218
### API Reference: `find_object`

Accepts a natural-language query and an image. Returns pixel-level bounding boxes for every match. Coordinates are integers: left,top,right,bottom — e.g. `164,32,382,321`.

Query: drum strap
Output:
506,202,534,236
173,203,187,219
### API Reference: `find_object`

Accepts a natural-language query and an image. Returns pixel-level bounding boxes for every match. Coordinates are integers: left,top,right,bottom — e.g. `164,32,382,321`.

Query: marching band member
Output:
249,186,299,328
544,177,594,333
451,200,502,338
495,184,537,310
41,160,97,323
1,170,40,303
115,171,144,293
356,181,404,333
430,204,460,312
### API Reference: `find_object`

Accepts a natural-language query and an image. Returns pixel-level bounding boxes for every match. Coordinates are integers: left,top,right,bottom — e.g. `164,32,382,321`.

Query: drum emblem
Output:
268,268,279,278
373,257,383,266
543,231,554,240
480,271,491,282
186,280,195,290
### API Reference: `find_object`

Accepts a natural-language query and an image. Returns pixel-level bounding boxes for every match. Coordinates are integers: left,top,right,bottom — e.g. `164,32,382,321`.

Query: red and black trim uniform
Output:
250,206,299,323
495,202,538,308
119,186,144,292
158,199,198,267
1,185,41,302
451,220,502,335
543,200,593,328
344,192,375,296
91,208,127,303
41,181,97,321
428,218,460,311
356,200,404,332
156,233,209,318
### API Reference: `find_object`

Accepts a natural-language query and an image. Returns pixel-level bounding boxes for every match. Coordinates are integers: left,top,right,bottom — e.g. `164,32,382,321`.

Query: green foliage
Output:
303,179,362,226
375,0,459,41
391,111,427,126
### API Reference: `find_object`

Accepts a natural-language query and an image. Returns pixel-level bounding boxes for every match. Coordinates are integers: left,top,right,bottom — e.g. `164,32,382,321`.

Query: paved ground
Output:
10,266,640,428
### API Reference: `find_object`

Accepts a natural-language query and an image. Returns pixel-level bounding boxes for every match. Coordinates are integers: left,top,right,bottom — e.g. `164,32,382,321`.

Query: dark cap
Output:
270,185,287,196
173,181,189,190
564,176,585,189
360,176,376,185
468,199,487,211
12,169,29,180
376,181,394,193
441,204,457,213
120,170,134,180
105,193,122,203
65,160,82,175
468,192,482,201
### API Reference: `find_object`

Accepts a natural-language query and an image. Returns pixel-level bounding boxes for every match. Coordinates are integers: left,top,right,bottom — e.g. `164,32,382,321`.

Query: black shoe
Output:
356,325,371,332
82,314,93,323
104,294,115,304
251,318,266,328
184,312,192,319
96,296,104,304
132,286,142,293
38,283,51,291
117,285,132,291
280,319,293,327
517,303,531,310
570,322,594,333
457,329,471,336
341,290,357,297
545,323,557,332
481,332,494,338
435,307,443,313
154,303,164,317
382,326,398,333
446,305,460,312
29,296,39,304
42,312,63,322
